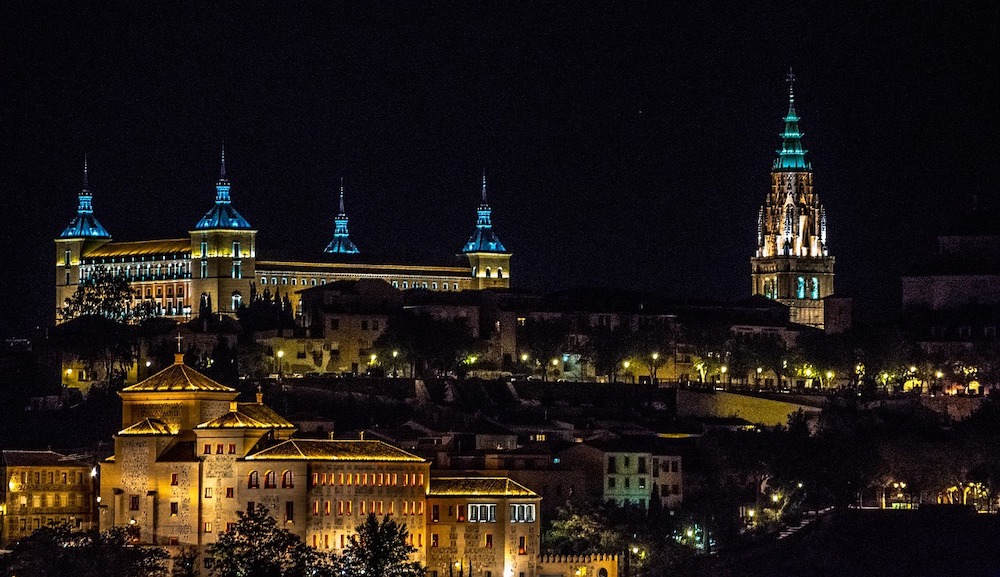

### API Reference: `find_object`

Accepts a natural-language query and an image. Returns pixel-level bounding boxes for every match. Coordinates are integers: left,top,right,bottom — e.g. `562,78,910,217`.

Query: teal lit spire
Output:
462,170,507,253
324,177,360,254
60,155,111,238
195,145,252,229
773,68,810,171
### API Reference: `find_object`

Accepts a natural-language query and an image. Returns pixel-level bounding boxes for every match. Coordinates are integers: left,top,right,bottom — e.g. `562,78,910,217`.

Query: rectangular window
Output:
232,241,241,258
608,477,616,489
608,456,616,473
204,444,212,455
205,487,213,499
285,501,294,523
171,473,179,485
217,444,224,454
518,535,527,555
204,522,213,533
229,444,237,454
226,487,234,498
638,457,647,474
638,477,646,489
431,533,439,547
313,501,320,515
432,505,440,522
170,502,178,516
485,534,493,548
129,495,140,511
201,260,208,278
468,504,496,523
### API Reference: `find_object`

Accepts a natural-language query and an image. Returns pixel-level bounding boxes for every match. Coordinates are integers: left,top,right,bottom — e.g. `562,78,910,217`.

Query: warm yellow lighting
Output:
686,528,694,537
881,372,889,380
551,358,558,366
91,467,98,478
623,360,631,369
771,493,780,503
469,356,478,364
277,350,284,359
455,562,462,569
826,371,834,380
797,482,803,489
631,546,639,554
756,367,763,374
520,353,529,362
805,368,813,377
66,369,73,376
145,361,152,368
900,482,906,489
935,371,943,379
369,354,377,363
747,509,755,517
651,352,659,361
721,366,728,374
909,366,917,373
392,350,399,358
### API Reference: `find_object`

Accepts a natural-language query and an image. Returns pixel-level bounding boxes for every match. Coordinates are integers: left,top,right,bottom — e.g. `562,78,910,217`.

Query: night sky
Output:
3,2,998,336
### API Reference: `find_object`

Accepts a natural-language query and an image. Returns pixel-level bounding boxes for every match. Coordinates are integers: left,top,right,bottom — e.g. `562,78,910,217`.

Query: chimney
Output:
173,353,185,365
256,384,263,404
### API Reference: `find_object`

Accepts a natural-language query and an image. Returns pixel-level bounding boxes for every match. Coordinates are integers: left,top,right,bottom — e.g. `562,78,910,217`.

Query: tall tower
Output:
55,156,112,319
190,146,257,316
461,171,511,289
324,178,360,254
751,72,834,328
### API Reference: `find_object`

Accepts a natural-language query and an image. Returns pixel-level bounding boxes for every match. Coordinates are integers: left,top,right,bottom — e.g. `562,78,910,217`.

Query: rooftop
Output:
1,450,92,468
121,356,237,393
83,238,191,258
118,418,176,436
428,477,537,497
246,439,425,462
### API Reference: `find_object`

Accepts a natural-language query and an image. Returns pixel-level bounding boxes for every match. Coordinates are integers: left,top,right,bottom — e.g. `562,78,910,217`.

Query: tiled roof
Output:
246,439,424,462
196,404,294,430
83,238,191,258
121,359,236,393
428,477,537,497
1,450,92,468
118,418,176,436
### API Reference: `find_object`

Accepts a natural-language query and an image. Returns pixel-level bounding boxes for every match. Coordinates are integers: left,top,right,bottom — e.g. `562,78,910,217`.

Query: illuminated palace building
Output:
751,77,835,328
100,353,542,575
55,153,511,322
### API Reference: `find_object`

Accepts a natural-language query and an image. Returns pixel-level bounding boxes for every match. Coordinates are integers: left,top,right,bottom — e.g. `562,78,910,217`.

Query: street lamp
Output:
720,365,728,388
756,366,763,389
392,350,399,378
276,350,284,379
649,352,659,385
623,360,633,384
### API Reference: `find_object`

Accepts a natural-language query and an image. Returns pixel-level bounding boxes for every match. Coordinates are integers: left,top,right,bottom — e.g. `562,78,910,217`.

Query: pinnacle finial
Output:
82,154,90,191
481,169,487,203
339,177,345,214
786,67,796,102
219,143,227,180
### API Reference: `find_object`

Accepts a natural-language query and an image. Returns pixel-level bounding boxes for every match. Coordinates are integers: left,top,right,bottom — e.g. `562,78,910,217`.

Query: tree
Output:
50,314,140,385
208,506,333,577
1,523,168,577
339,514,424,577
61,271,156,324
517,318,569,381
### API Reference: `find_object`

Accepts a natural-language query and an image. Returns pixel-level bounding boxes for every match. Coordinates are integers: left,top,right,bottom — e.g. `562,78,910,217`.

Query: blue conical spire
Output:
60,155,111,238
195,146,252,229
773,69,810,171
462,170,507,253
325,177,360,254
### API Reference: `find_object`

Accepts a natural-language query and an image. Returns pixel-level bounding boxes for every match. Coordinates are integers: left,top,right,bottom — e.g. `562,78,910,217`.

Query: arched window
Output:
282,470,294,489
231,291,242,311
485,267,491,278
264,470,277,489
811,277,820,300
796,277,805,299
497,267,504,279
471,267,477,278
248,471,259,489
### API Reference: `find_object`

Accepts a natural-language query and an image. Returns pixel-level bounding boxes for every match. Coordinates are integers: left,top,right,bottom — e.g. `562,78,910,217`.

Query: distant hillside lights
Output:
55,154,511,324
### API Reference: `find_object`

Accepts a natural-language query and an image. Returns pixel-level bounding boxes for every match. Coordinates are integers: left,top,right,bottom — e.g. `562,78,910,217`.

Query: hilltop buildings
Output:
98,352,547,576
55,155,511,323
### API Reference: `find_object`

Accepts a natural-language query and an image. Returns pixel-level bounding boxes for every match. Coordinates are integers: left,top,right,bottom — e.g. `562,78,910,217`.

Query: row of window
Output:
312,499,423,516
13,493,87,509
10,470,87,486
328,318,382,331
310,472,423,488
246,470,295,489
8,516,84,532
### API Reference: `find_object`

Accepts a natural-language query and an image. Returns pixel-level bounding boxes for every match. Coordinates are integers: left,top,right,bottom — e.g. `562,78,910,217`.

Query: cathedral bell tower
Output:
751,72,835,328
189,146,257,316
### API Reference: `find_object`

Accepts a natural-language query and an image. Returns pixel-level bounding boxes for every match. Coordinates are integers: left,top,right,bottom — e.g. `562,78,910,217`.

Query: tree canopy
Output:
339,514,424,577
0,523,168,577
208,505,333,577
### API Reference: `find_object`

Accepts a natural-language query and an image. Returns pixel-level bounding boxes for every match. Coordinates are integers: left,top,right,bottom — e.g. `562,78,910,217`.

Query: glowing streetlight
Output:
935,371,943,379
392,350,398,358
623,360,631,369
551,358,558,366
909,366,917,374
521,353,529,362
277,350,284,359
826,370,834,380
